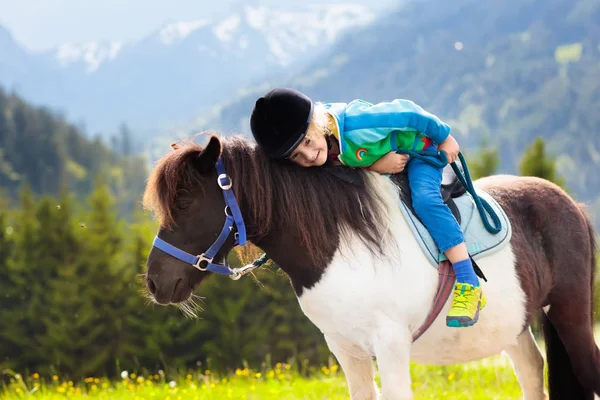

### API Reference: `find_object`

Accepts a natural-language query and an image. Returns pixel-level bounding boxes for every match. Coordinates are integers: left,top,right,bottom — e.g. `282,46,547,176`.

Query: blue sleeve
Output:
343,99,451,144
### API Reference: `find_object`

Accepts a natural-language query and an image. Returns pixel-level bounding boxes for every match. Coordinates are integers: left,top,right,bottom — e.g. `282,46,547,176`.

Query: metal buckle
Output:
224,206,232,216
193,254,213,271
217,174,232,190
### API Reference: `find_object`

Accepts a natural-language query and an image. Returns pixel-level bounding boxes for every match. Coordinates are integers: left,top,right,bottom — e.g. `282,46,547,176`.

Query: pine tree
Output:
519,137,566,189
466,144,500,180
35,189,88,377
2,185,43,372
0,203,19,371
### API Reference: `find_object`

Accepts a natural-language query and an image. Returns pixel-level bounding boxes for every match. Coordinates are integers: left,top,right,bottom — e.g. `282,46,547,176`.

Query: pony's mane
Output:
143,135,390,266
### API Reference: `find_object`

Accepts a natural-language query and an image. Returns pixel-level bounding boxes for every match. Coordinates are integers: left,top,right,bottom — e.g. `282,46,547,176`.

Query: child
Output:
249,87,485,328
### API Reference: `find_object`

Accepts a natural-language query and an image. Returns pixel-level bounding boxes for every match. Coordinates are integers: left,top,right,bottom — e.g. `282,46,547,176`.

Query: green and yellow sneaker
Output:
446,282,486,328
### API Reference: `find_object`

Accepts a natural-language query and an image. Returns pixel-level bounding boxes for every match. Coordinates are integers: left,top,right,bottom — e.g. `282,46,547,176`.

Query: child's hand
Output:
438,134,459,163
368,152,410,174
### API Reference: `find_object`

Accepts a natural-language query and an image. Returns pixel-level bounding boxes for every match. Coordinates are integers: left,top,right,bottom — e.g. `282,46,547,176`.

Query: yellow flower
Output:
15,388,22,393
186,374,192,380
130,373,136,379
255,372,262,378
204,370,211,375
321,366,330,375
91,384,98,391
448,372,456,381
331,364,339,372
284,364,291,370
276,363,282,368
52,375,59,381
94,378,100,383
137,376,144,383
32,373,40,379
68,380,73,386
84,377,94,383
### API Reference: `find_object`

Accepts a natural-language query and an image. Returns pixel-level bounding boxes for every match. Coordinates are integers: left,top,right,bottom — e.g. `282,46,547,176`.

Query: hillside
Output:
0,87,147,215
205,0,600,225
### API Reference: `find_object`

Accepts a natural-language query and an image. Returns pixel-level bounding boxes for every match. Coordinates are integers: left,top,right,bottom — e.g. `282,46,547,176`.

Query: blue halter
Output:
152,158,248,276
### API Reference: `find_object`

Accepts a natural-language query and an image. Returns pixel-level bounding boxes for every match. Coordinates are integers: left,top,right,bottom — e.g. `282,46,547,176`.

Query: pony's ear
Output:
194,135,222,173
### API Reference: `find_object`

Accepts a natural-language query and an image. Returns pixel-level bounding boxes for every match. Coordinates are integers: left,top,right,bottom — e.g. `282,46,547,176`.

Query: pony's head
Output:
142,135,229,306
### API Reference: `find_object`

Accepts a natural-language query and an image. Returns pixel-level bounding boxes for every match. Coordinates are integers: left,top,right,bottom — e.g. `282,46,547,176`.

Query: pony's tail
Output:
542,203,600,398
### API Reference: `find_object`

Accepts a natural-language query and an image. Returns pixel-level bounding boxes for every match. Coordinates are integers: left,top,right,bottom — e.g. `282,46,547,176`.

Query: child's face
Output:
287,134,328,167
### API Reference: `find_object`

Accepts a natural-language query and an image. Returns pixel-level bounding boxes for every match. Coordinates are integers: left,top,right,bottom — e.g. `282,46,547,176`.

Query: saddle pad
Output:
398,188,512,269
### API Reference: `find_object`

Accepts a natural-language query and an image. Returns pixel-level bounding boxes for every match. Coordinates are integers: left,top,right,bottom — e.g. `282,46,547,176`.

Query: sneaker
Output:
446,282,486,328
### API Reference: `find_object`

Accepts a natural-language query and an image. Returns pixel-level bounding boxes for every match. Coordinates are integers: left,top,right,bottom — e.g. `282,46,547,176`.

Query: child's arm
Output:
345,99,451,145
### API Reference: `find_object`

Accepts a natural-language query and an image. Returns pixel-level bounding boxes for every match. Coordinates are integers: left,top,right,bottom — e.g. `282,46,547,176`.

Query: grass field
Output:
2,326,598,399
1,355,525,400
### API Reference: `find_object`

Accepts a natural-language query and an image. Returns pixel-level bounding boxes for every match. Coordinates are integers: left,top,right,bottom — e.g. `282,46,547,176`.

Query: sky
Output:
0,0,396,51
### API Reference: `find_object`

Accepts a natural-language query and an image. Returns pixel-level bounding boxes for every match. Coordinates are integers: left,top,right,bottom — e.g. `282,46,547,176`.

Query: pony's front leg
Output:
324,334,380,400
373,328,413,400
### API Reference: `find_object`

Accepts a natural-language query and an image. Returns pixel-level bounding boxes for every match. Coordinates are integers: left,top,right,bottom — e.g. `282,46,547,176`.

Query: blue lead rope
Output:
396,149,502,235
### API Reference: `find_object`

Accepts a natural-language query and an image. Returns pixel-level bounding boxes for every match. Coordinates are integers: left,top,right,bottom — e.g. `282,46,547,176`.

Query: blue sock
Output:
452,258,479,286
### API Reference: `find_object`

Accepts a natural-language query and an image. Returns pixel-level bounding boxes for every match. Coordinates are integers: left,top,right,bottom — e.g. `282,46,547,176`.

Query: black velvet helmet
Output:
250,87,314,159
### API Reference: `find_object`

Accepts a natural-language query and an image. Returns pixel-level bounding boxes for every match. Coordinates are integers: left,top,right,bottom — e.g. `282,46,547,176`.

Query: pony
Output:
142,134,600,400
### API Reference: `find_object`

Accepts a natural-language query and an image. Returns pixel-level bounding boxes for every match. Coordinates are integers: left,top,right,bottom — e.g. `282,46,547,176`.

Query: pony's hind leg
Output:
504,327,548,400
324,334,380,400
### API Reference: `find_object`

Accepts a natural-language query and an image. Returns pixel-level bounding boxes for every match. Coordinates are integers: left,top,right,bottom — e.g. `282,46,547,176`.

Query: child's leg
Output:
406,156,477,283
407,154,484,327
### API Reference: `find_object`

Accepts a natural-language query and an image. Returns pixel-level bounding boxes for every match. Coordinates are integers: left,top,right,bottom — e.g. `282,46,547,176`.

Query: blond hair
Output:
306,102,333,140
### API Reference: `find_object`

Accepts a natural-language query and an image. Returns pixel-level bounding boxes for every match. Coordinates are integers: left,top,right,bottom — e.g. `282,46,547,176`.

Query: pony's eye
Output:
176,200,190,211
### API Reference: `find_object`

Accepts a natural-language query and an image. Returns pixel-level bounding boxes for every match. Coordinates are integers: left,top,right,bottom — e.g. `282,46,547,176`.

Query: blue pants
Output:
407,149,465,253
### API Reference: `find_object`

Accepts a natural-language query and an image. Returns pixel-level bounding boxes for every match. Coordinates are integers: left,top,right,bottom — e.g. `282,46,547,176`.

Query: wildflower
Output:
32,373,40,379
52,375,59,381
186,374,192,380
137,376,144,383
94,378,100,383
91,384,98,391
448,372,456,381
169,381,177,388
130,373,136,379
121,370,129,379
204,369,211,375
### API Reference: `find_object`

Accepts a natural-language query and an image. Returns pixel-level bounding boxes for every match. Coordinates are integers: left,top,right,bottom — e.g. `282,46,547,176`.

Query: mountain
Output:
203,0,600,226
0,4,375,136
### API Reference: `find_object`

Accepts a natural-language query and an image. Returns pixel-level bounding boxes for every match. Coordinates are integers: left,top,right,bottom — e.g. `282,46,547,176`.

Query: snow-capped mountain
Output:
0,4,375,135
